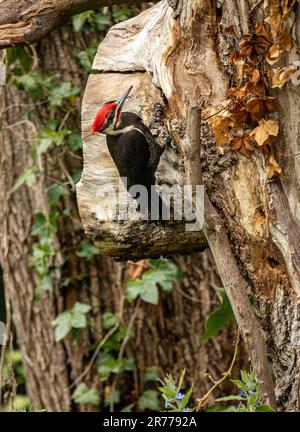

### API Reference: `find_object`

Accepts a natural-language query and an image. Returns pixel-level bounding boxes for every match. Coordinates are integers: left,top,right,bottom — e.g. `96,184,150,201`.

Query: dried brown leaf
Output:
271,65,296,88
267,155,282,178
230,132,255,157
246,96,280,121
250,119,279,146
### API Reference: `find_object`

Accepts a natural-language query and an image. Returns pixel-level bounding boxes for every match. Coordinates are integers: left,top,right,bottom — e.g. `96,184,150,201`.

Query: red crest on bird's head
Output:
92,102,117,134
92,86,133,135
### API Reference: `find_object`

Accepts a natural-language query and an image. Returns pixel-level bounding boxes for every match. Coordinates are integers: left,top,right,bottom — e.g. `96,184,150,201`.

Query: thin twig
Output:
69,323,119,390
202,102,230,121
110,299,141,412
196,334,240,411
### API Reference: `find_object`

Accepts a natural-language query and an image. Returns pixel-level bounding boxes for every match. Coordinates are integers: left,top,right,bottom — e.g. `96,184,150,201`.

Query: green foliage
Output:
72,383,100,406
11,166,38,193
47,183,69,206
213,370,274,412
201,288,236,340
31,212,58,238
5,395,32,412
2,350,32,411
77,239,100,260
48,81,80,107
104,388,120,407
51,302,91,342
13,71,79,108
75,46,97,71
36,126,71,155
72,11,110,33
102,312,118,330
143,367,160,384
138,390,160,411
5,46,33,72
158,370,194,412
97,353,134,381
126,258,181,305
13,73,53,100
112,7,131,23
66,131,82,151
30,212,58,296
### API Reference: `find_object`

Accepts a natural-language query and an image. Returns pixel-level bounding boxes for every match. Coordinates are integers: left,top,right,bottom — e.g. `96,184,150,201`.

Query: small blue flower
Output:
248,390,256,395
183,407,190,412
175,392,185,400
164,400,169,409
239,390,247,397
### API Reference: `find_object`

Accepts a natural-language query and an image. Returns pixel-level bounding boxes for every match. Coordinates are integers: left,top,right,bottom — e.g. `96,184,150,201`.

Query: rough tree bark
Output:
0,0,155,48
0,21,240,411
77,0,300,410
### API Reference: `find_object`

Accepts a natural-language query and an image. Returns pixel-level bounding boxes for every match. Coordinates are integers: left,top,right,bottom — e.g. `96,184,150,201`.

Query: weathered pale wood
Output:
77,71,206,259
78,0,300,409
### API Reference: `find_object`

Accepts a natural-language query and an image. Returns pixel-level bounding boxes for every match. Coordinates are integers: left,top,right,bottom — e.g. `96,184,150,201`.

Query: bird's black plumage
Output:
106,112,166,219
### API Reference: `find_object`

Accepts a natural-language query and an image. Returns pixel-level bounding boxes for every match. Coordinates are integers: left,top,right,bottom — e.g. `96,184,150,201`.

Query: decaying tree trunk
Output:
78,0,300,410
0,21,240,411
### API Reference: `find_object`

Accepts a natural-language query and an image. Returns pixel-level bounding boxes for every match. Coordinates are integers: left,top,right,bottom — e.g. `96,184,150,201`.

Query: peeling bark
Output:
78,0,300,410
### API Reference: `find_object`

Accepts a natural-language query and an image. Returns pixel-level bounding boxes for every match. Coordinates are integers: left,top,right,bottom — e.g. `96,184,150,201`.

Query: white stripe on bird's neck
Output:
104,125,144,136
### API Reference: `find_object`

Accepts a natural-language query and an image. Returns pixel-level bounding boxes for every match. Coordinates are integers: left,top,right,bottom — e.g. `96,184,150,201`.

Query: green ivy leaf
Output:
11,166,38,193
77,240,100,260
6,46,33,72
14,74,40,99
51,302,91,341
48,82,80,107
112,7,131,23
37,128,70,154
102,312,118,330
71,302,91,329
138,390,160,411
66,131,82,151
121,403,135,412
52,311,72,342
72,383,100,406
125,258,180,305
143,367,160,383
75,46,97,72
141,284,159,305
97,350,133,381
47,183,69,206
31,212,57,239
72,11,93,32
201,288,236,340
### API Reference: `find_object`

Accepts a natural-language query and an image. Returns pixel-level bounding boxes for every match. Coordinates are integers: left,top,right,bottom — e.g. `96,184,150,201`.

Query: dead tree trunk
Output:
77,0,300,410
0,22,239,411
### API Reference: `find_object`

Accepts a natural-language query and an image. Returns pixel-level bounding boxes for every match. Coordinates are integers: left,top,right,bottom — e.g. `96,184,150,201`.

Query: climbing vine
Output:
206,0,299,178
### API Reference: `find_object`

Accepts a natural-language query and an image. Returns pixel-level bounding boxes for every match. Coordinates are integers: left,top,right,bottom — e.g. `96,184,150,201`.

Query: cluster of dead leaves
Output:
206,0,297,177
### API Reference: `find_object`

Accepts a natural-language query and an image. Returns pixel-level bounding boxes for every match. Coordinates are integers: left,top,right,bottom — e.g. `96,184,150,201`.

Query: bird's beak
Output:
116,86,133,110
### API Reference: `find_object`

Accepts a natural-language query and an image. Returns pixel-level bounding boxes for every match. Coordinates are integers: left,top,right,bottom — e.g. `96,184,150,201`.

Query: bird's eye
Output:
103,110,115,129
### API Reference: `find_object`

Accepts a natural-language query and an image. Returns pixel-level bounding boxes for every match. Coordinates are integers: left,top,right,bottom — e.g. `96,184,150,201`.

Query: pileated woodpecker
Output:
92,86,166,219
